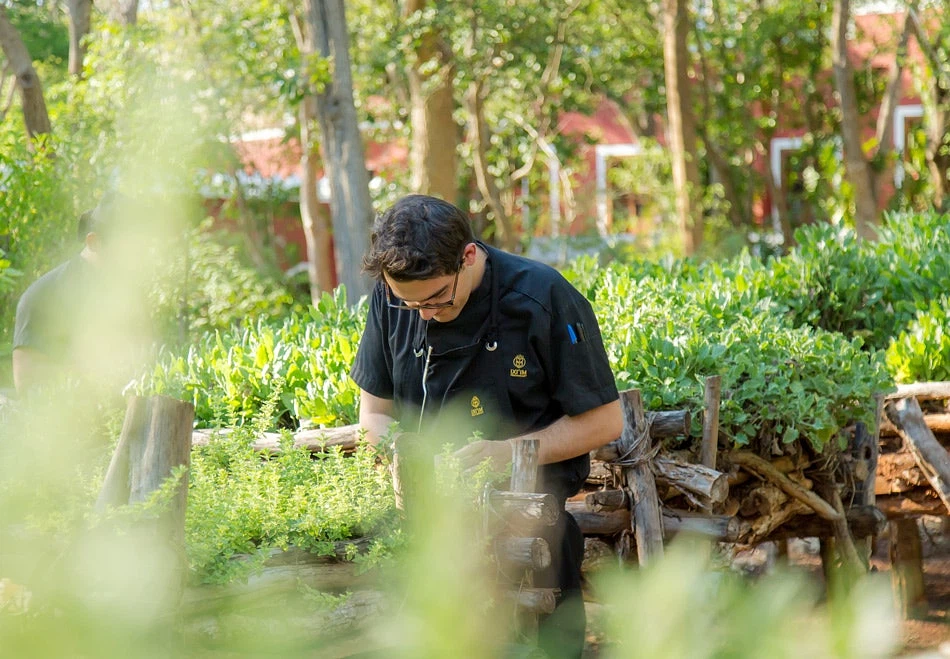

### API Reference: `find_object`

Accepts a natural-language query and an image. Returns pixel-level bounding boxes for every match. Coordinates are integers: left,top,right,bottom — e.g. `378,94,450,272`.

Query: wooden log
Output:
701,375,721,470
885,382,950,401
590,409,692,462
654,457,729,505
662,509,740,543
738,484,788,518
885,397,950,513
851,421,878,507
815,478,864,573
504,588,557,615
582,538,615,573
585,489,628,513
511,438,539,494
566,502,739,542
876,452,929,495
566,502,630,535
191,425,362,454
127,396,194,597
488,491,559,526
618,389,664,564
889,518,927,618
494,537,551,571
727,456,800,487
741,500,811,545
760,505,887,542
876,491,947,518
181,562,376,614
726,451,841,521
648,410,692,440
94,395,146,513
880,414,950,437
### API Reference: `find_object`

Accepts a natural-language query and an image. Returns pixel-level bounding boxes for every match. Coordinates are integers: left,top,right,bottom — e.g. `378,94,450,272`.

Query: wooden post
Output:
618,389,664,564
508,438,544,637
94,396,147,513
127,396,194,557
89,395,194,620
511,438,539,494
701,375,721,470
889,518,927,618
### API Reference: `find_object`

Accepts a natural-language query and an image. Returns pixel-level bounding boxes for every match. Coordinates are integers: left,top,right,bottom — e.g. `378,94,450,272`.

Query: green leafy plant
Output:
886,295,950,384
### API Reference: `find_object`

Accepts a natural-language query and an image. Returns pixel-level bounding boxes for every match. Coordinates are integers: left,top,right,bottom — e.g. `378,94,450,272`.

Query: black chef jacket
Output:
350,242,619,502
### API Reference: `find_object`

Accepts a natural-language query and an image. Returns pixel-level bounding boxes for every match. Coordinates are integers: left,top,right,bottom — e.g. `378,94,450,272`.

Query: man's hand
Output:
452,439,513,474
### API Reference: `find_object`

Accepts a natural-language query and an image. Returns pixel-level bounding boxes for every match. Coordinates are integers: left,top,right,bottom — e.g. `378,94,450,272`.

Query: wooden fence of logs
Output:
93,380,950,635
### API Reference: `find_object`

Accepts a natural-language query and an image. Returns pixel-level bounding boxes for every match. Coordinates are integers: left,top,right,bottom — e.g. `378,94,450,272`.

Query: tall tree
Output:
0,5,50,140
908,5,950,208
831,0,878,239
301,0,372,302
662,0,703,254
402,1,458,202
66,0,92,77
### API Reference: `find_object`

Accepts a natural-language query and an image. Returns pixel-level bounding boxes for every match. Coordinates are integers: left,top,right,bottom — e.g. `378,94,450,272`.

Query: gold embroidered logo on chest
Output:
510,354,528,378
471,395,484,416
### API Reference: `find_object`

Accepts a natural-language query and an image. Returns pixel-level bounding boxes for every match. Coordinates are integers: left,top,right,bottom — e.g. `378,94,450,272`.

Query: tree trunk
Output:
119,0,139,26
907,8,950,208
299,95,337,300
0,7,51,140
874,5,915,187
402,0,458,202
66,0,92,77
465,80,517,250
302,0,372,303
662,0,703,254
831,0,878,239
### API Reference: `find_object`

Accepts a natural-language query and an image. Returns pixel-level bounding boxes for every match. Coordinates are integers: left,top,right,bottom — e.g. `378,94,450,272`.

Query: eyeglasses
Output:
386,262,463,311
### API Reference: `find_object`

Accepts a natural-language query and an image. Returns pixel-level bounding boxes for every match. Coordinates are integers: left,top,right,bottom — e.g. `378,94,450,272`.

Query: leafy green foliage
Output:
150,223,297,346
142,287,364,429
186,428,395,584
886,296,950,384
583,261,890,452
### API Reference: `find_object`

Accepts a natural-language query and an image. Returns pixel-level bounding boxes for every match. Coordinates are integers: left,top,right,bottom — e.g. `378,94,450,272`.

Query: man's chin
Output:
432,308,460,323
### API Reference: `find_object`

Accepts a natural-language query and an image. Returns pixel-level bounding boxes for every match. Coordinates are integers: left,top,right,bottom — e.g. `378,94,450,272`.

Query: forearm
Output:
515,399,623,465
358,411,400,445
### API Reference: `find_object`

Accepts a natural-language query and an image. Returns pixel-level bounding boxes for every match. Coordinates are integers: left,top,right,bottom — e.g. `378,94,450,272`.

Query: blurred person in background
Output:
351,194,622,658
12,191,155,396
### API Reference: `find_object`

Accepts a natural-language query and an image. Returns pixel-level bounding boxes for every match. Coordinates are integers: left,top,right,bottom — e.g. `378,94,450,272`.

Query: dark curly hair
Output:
363,194,475,282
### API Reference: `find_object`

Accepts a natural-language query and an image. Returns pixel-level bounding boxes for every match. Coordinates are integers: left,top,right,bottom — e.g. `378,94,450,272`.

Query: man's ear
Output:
84,231,100,253
462,242,478,267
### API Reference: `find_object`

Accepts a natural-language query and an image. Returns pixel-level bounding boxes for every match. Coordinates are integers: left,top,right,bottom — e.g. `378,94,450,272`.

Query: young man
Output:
12,192,151,394
350,194,622,656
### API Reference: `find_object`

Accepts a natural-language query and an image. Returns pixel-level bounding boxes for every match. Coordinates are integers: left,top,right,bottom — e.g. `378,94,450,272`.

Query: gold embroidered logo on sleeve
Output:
471,395,484,416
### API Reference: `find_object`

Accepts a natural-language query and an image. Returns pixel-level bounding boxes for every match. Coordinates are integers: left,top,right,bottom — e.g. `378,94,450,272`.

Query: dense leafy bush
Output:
587,264,891,451
886,296,950,384
150,223,298,345
187,426,395,584
143,287,364,428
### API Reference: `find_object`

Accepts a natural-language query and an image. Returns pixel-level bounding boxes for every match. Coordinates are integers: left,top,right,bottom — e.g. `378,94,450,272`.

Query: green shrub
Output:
150,223,298,346
886,296,950,384
590,264,892,452
142,287,364,429
186,427,395,584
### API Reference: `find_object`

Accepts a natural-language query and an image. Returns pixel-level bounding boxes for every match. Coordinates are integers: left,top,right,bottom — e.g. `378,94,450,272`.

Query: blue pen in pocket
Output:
567,324,578,344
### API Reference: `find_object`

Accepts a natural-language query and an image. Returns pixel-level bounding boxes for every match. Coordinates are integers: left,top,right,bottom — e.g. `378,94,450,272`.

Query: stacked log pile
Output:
573,385,884,573
877,383,950,519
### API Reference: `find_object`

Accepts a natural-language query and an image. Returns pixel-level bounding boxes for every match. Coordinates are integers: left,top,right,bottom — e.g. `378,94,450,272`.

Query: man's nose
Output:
418,307,439,321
